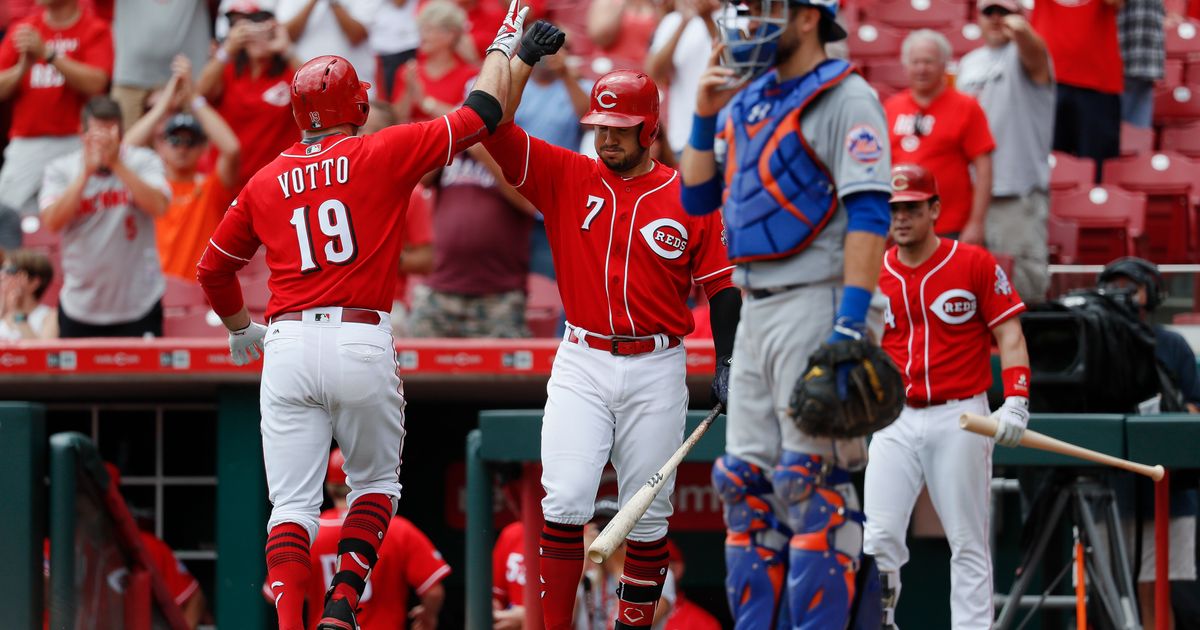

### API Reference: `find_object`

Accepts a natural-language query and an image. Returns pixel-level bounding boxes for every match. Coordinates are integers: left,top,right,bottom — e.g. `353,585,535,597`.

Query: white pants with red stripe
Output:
539,333,688,542
863,394,994,629
260,306,406,541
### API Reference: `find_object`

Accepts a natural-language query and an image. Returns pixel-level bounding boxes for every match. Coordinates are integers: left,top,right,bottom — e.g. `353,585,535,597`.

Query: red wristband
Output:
1002,366,1031,398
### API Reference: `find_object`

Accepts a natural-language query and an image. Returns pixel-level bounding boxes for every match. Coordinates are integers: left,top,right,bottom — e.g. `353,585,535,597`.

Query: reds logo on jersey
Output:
639,218,689,260
931,289,977,325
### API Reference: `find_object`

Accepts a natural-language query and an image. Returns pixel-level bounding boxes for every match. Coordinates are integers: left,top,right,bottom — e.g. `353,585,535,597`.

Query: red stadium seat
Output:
869,0,966,30
526,273,562,338
1046,214,1079,265
863,59,909,91
871,82,901,103
1165,19,1200,62
1101,151,1200,262
1153,84,1200,126
1164,58,1186,88
1173,312,1200,325
1050,186,1147,264
941,22,985,58
163,309,224,338
1048,152,1096,191
1159,121,1200,158
241,273,271,313
162,277,209,315
1119,123,1155,157
846,22,906,61
1185,60,1200,86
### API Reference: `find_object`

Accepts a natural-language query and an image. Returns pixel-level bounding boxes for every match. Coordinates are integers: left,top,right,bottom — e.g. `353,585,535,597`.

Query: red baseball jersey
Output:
306,511,451,630
197,108,488,320
878,239,1025,405
482,123,734,337
491,521,526,608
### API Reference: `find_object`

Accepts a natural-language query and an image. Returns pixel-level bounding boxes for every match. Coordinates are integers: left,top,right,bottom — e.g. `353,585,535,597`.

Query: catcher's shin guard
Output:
773,451,863,629
712,455,791,629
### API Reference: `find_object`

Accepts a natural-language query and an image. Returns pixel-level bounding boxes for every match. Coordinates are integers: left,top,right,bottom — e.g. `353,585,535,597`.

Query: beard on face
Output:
599,144,648,173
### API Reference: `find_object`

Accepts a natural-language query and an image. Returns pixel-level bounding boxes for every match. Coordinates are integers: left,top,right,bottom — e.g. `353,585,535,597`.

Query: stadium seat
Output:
1153,84,1200,126
162,277,209,315
163,309,224,338
1119,122,1155,157
1050,186,1147,264
1159,121,1200,158
241,273,271,313
525,273,562,338
1173,312,1200,325
1165,18,1200,62
1185,60,1200,86
862,59,909,91
869,0,966,30
1046,214,1079,265
1164,58,1186,88
1101,151,1200,262
846,22,906,61
1048,152,1096,191
940,22,985,58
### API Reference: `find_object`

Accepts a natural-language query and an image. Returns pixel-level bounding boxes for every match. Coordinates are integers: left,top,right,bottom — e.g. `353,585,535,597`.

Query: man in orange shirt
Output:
884,30,994,245
124,55,240,281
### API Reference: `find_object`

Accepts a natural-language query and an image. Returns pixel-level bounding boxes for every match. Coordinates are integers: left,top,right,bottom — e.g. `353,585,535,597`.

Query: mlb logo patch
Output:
315,313,331,322
306,144,322,155
845,124,882,164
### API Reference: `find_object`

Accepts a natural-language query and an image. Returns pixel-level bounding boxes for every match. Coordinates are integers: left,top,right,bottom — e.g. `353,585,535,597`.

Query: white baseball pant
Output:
260,307,406,541
863,393,994,629
540,328,688,542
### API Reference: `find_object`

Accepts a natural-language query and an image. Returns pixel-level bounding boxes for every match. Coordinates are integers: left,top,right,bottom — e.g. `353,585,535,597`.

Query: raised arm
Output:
329,0,370,46
680,44,735,216
14,26,109,96
1004,14,1051,85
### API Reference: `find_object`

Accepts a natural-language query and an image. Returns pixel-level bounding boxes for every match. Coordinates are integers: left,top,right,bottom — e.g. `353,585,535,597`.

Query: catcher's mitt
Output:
789,339,905,438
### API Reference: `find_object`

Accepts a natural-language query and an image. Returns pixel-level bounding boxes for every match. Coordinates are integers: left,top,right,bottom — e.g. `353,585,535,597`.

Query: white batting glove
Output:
228,322,267,366
486,0,531,59
991,396,1029,447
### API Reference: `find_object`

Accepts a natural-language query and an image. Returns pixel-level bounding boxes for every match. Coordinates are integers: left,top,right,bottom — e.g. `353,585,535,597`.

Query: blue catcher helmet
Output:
717,0,848,84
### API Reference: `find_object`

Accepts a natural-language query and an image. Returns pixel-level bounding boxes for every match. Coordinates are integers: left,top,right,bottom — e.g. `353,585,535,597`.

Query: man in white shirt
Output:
276,0,384,99
645,0,723,156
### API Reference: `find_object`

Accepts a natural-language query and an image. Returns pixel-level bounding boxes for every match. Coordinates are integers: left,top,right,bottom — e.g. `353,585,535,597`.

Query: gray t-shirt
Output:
957,42,1055,197
722,73,892,289
39,147,169,325
113,0,211,88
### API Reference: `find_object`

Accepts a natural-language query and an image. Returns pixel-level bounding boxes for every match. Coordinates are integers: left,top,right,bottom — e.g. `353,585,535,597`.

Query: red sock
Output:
615,538,669,628
329,493,393,609
539,521,584,630
265,522,312,630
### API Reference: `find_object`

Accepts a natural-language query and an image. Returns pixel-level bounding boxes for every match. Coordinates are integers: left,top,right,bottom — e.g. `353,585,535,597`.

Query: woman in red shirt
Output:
586,0,664,71
392,0,480,123
196,2,300,188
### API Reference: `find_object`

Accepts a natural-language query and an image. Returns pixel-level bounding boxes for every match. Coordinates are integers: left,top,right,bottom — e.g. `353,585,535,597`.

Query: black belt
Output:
747,283,809,300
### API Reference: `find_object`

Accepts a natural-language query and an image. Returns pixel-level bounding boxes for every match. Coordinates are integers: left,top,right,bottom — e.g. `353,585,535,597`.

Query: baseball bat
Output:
959,413,1164,481
587,403,723,564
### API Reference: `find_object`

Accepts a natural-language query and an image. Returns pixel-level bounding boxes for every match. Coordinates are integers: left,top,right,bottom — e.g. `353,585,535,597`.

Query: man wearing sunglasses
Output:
957,0,1053,304
124,54,241,283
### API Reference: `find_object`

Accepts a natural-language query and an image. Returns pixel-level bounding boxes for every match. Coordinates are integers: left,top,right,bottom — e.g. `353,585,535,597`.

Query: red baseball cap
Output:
327,448,347,485
889,163,939,203
978,0,1021,13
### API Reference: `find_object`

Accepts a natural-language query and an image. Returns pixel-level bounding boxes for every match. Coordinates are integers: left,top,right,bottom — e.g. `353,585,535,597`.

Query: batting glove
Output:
486,0,531,59
228,321,267,366
991,396,1029,447
517,20,566,66
711,355,731,407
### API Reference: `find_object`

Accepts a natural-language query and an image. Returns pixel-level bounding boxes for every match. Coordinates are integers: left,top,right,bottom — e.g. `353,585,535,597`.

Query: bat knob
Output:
1152,465,1166,482
587,547,608,564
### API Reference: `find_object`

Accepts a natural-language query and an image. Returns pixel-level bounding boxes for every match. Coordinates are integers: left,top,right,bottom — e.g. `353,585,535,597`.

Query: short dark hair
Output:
5,248,54,300
82,96,123,130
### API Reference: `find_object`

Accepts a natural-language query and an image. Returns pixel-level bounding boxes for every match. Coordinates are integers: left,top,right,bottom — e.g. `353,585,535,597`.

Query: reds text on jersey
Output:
199,110,487,319
878,239,1025,404
492,521,526,608
482,123,734,337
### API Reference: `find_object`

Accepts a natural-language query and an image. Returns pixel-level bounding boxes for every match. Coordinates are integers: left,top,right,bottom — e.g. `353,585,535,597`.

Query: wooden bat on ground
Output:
959,413,1164,481
587,403,723,564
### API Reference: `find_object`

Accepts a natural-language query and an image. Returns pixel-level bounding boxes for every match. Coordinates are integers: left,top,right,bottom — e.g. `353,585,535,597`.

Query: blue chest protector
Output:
722,59,854,263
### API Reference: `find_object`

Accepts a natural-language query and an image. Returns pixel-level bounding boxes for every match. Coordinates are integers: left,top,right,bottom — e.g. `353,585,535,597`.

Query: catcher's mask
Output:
717,0,847,85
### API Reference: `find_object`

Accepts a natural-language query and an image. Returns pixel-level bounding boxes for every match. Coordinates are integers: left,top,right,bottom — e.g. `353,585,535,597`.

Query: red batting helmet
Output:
291,55,370,132
889,163,939,203
327,448,347,485
579,70,660,148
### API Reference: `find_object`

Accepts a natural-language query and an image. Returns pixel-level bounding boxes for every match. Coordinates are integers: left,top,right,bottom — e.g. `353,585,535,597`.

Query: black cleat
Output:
316,595,359,630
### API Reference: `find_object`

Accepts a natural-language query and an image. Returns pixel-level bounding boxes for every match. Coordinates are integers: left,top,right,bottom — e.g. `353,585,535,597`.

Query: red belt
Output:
271,308,382,325
906,397,961,409
568,330,681,356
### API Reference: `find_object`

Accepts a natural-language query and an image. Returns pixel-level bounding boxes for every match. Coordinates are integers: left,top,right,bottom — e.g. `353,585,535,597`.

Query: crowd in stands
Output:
0,0,1199,343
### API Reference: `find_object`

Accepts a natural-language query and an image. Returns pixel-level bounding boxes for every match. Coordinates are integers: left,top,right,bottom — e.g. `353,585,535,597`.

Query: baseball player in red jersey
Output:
194,4,530,628
491,521,527,628
865,163,1031,629
481,23,742,630
305,449,450,630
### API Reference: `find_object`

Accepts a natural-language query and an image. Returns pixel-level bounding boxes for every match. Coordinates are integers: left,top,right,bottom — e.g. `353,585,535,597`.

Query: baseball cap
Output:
792,0,847,42
978,0,1021,13
327,448,347,485
164,113,206,142
889,163,939,203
